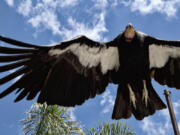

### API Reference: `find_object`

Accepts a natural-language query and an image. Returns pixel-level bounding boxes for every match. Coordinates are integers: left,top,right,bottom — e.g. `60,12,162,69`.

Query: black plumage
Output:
0,24,180,120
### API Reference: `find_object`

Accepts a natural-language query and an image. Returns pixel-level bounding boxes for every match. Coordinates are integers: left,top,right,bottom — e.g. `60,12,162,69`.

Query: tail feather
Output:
130,81,154,120
112,84,132,119
146,80,166,110
112,80,166,120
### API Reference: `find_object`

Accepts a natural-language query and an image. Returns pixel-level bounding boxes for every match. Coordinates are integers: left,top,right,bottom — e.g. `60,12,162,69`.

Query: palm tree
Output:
85,121,135,135
21,103,135,135
21,103,83,135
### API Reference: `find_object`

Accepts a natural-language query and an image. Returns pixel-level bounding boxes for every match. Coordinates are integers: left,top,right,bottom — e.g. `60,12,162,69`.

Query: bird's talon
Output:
142,80,149,107
127,84,136,109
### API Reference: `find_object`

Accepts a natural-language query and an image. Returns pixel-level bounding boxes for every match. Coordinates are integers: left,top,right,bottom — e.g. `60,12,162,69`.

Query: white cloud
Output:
67,108,76,120
59,0,79,8
61,12,107,41
141,100,180,135
93,0,130,8
28,10,61,35
121,0,180,17
92,0,180,17
17,0,62,35
141,118,166,135
4,0,14,7
17,0,32,17
111,0,131,7
93,0,108,9
100,90,115,114
15,0,108,41
35,0,78,9
173,100,180,114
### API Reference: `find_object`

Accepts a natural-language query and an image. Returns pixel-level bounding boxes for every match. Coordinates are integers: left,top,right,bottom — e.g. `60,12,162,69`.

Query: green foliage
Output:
21,103,136,135
85,121,135,135
21,103,82,135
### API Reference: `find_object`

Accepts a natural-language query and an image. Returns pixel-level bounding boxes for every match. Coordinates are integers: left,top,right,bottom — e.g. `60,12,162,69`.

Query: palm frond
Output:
20,102,83,135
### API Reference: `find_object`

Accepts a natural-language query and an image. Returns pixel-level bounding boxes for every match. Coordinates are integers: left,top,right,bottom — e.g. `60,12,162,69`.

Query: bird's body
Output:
111,31,149,84
0,24,180,120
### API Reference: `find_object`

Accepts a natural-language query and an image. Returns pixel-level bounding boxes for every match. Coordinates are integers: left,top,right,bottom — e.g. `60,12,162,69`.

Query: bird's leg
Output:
127,83,136,109
142,80,149,107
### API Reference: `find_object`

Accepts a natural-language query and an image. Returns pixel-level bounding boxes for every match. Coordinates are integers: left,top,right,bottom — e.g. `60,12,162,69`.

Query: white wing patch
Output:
48,43,120,74
149,44,180,68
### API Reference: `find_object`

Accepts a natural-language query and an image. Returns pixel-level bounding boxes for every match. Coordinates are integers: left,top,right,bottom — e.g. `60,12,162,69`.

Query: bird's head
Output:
124,23,135,43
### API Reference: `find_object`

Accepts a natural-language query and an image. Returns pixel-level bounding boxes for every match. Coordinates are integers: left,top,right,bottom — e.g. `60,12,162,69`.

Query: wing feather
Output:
0,35,120,107
49,41,120,74
149,44,180,68
0,59,30,72
0,67,28,85
146,36,180,89
0,54,33,62
0,35,46,48
0,46,38,54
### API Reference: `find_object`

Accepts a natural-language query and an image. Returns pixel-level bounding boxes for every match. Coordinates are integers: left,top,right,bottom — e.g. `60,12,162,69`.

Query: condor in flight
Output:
0,24,180,120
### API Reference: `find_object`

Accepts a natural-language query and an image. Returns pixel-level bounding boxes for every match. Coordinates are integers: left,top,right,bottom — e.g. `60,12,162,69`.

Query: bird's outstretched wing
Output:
146,35,180,89
0,35,120,106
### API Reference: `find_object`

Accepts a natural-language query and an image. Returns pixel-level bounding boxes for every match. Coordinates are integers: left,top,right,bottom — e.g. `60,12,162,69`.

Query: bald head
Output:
124,24,135,43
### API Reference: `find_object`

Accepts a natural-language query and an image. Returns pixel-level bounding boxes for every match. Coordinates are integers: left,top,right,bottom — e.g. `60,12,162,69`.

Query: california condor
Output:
0,24,180,120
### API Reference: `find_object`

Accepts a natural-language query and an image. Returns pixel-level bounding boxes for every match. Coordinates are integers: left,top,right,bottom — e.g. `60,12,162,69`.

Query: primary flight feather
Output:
0,24,180,120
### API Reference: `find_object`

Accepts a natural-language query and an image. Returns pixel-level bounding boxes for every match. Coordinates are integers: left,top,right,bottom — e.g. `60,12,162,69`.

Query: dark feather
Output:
0,54,33,62
0,59,30,72
15,88,23,94
0,46,38,54
0,80,21,98
153,58,180,89
112,84,132,119
26,88,40,100
131,80,166,120
0,67,28,85
112,80,166,120
0,35,46,48
14,88,30,102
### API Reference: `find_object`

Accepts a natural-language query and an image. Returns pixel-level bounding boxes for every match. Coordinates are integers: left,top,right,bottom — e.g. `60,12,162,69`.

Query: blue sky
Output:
1,0,180,134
